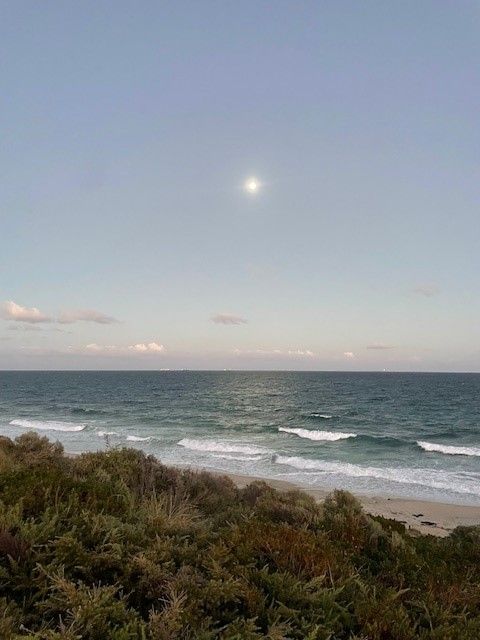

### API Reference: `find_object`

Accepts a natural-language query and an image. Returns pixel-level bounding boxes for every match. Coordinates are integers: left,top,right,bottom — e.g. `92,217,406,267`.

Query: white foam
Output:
417,441,480,457
311,413,333,419
97,431,118,437
212,453,262,462
273,455,480,495
279,427,356,441
10,419,86,433
178,438,266,456
127,435,153,442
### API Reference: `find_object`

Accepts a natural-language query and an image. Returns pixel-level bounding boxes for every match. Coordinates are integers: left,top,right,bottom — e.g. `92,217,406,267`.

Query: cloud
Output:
413,284,440,297
288,349,314,357
84,342,165,355
1,301,118,326
234,348,314,357
343,352,355,359
58,309,118,324
366,344,396,350
128,342,165,353
1,300,52,324
85,344,118,352
211,313,247,325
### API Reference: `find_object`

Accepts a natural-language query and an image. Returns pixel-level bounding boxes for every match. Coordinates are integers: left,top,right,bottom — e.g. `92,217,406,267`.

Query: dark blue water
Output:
1,371,479,504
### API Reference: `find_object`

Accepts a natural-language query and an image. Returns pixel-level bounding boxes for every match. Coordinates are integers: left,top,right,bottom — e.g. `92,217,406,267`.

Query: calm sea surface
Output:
1,371,479,505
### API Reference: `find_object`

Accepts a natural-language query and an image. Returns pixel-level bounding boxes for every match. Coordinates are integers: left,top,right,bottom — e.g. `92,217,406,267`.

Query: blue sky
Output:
1,1,479,371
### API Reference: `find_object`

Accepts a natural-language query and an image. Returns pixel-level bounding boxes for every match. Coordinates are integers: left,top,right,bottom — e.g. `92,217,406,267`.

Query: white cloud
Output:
1,301,118,325
85,343,118,352
128,343,149,353
288,349,314,357
83,342,165,355
1,300,52,324
234,347,315,357
344,351,355,359
413,284,440,297
148,343,165,352
211,313,247,325
128,342,165,353
58,309,118,324
366,344,395,350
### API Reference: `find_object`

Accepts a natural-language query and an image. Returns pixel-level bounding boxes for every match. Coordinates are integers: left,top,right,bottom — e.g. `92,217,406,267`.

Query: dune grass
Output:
0,433,478,638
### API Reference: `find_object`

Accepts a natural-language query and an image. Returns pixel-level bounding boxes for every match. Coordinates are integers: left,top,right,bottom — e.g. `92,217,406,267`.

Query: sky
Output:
1,1,479,371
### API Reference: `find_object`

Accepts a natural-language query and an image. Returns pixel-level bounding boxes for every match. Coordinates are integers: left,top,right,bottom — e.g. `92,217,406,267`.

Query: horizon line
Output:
1,369,479,375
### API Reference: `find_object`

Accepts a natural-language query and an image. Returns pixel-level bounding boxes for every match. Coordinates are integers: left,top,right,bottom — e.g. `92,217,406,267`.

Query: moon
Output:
244,177,260,193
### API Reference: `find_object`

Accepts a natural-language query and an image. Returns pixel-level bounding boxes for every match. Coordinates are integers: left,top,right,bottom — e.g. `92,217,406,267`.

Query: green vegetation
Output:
0,433,479,639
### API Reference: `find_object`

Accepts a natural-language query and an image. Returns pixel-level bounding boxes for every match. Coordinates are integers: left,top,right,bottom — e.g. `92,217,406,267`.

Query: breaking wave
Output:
273,455,480,495
127,435,154,442
212,453,263,462
417,441,480,457
279,427,356,441
178,438,266,456
10,419,86,433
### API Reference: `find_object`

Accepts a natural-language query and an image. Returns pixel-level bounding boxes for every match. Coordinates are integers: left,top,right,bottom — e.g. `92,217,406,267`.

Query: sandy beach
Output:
65,450,480,536
218,471,480,537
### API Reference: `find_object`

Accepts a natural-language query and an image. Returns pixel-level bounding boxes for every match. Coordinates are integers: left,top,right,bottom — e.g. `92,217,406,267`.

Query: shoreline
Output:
202,468,480,537
67,451,480,537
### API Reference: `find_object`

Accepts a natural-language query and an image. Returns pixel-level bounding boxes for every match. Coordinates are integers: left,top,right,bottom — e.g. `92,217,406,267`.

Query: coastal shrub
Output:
0,433,478,638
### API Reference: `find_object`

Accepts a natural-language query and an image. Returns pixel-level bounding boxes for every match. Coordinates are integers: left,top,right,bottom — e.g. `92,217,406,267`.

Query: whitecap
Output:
97,431,118,437
279,427,356,441
310,413,333,419
127,435,153,442
178,438,266,456
211,453,262,461
10,419,86,433
273,455,480,495
417,441,480,457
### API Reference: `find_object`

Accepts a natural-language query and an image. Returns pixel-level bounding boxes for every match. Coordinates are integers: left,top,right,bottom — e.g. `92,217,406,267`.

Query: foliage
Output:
0,433,478,638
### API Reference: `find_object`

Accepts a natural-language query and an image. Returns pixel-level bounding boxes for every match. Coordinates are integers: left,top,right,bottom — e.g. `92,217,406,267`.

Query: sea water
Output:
1,371,479,505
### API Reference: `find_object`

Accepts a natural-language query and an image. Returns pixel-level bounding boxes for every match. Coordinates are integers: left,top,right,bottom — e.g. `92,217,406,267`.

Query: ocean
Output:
1,371,479,505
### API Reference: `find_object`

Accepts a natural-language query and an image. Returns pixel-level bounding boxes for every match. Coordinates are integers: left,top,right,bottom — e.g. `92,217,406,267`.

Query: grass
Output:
0,432,478,638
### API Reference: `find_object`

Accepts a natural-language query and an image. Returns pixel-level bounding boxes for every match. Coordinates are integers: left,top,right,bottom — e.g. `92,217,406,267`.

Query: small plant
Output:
103,432,112,451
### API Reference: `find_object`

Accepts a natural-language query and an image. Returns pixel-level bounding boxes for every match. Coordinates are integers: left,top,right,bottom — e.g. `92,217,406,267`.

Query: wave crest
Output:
279,427,356,441
10,419,86,433
212,453,262,462
417,441,480,457
127,435,153,442
273,455,480,495
178,438,266,456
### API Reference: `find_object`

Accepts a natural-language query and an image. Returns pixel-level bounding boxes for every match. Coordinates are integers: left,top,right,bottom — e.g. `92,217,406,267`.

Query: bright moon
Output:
245,178,260,193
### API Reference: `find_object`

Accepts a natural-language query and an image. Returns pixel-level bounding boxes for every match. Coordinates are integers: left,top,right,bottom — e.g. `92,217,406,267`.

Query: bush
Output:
0,433,477,638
